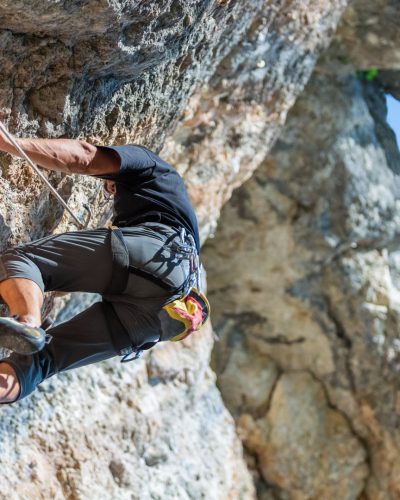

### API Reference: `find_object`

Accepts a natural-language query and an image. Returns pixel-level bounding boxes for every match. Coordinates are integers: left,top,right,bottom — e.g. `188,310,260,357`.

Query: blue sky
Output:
386,94,400,149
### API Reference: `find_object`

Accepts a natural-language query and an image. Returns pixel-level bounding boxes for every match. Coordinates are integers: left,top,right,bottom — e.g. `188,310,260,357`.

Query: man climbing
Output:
0,129,206,404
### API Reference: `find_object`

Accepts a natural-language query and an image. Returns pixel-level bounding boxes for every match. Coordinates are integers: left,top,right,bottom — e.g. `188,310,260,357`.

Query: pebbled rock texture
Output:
0,325,254,499
202,68,400,498
0,0,267,244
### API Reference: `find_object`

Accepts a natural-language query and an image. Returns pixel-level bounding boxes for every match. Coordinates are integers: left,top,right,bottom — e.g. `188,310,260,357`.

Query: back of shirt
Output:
96,144,200,252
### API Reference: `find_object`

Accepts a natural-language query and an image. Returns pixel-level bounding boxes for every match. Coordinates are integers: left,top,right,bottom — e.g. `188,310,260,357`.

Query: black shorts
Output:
0,222,191,400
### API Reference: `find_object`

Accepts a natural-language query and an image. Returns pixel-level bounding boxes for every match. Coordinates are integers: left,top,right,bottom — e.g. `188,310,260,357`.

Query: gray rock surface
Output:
202,69,400,498
0,0,266,244
162,0,347,241
240,373,368,499
0,325,254,499
0,0,263,144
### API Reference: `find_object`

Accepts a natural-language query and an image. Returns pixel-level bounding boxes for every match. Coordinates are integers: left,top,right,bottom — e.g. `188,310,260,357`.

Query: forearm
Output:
0,136,97,175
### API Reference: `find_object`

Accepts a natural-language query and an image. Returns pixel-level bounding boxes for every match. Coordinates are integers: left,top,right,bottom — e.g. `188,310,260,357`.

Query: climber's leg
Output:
0,277,43,327
0,300,132,403
0,228,113,297
0,241,49,354
0,228,114,354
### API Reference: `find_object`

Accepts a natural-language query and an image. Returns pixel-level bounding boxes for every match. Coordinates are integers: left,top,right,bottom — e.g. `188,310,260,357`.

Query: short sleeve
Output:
96,145,156,178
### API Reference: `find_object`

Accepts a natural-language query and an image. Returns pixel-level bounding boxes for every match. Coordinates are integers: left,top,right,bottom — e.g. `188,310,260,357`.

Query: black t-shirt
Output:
95,144,200,251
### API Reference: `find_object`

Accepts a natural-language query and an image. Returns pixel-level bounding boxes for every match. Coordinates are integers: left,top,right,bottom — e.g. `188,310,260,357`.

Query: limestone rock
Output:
239,372,367,499
0,0,263,144
202,67,400,497
0,324,255,499
215,336,279,418
162,0,348,241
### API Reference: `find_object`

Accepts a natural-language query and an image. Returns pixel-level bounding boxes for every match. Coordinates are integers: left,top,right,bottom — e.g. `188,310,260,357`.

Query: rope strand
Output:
0,121,85,228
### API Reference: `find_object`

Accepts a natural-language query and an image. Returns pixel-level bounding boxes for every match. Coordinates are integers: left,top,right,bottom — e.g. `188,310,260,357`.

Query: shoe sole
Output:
0,319,46,354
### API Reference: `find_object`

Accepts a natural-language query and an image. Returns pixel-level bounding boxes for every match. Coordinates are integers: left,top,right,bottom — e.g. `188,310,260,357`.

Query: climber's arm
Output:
0,133,120,175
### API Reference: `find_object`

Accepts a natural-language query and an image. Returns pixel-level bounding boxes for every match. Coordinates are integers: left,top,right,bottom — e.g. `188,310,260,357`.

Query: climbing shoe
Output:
0,317,47,354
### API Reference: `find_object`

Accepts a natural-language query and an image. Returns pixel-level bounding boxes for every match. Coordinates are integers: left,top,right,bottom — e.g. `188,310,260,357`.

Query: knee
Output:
0,362,21,404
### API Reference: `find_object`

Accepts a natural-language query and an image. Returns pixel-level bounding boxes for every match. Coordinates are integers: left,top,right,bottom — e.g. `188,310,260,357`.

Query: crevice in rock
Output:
321,292,360,402
307,368,372,492
247,331,306,346
240,370,284,498
324,294,352,350
262,369,282,419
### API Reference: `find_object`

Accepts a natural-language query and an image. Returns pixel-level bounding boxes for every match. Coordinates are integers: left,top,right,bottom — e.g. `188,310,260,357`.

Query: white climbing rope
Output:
0,121,86,228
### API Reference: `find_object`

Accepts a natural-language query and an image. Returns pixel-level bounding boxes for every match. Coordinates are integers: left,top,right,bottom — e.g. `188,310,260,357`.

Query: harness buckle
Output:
120,349,143,363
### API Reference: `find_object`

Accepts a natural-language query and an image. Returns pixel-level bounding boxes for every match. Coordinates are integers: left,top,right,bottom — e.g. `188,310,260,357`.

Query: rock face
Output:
240,373,367,499
0,326,254,499
202,68,400,497
0,0,266,244
0,1,350,498
0,0,263,144
163,0,347,241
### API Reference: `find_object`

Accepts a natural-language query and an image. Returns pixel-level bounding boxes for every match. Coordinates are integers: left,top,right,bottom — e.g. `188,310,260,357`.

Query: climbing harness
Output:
0,121,90,229
106,225,210,362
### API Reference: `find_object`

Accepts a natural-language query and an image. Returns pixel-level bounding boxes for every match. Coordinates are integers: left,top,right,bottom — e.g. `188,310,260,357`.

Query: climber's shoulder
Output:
89,143,170,177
